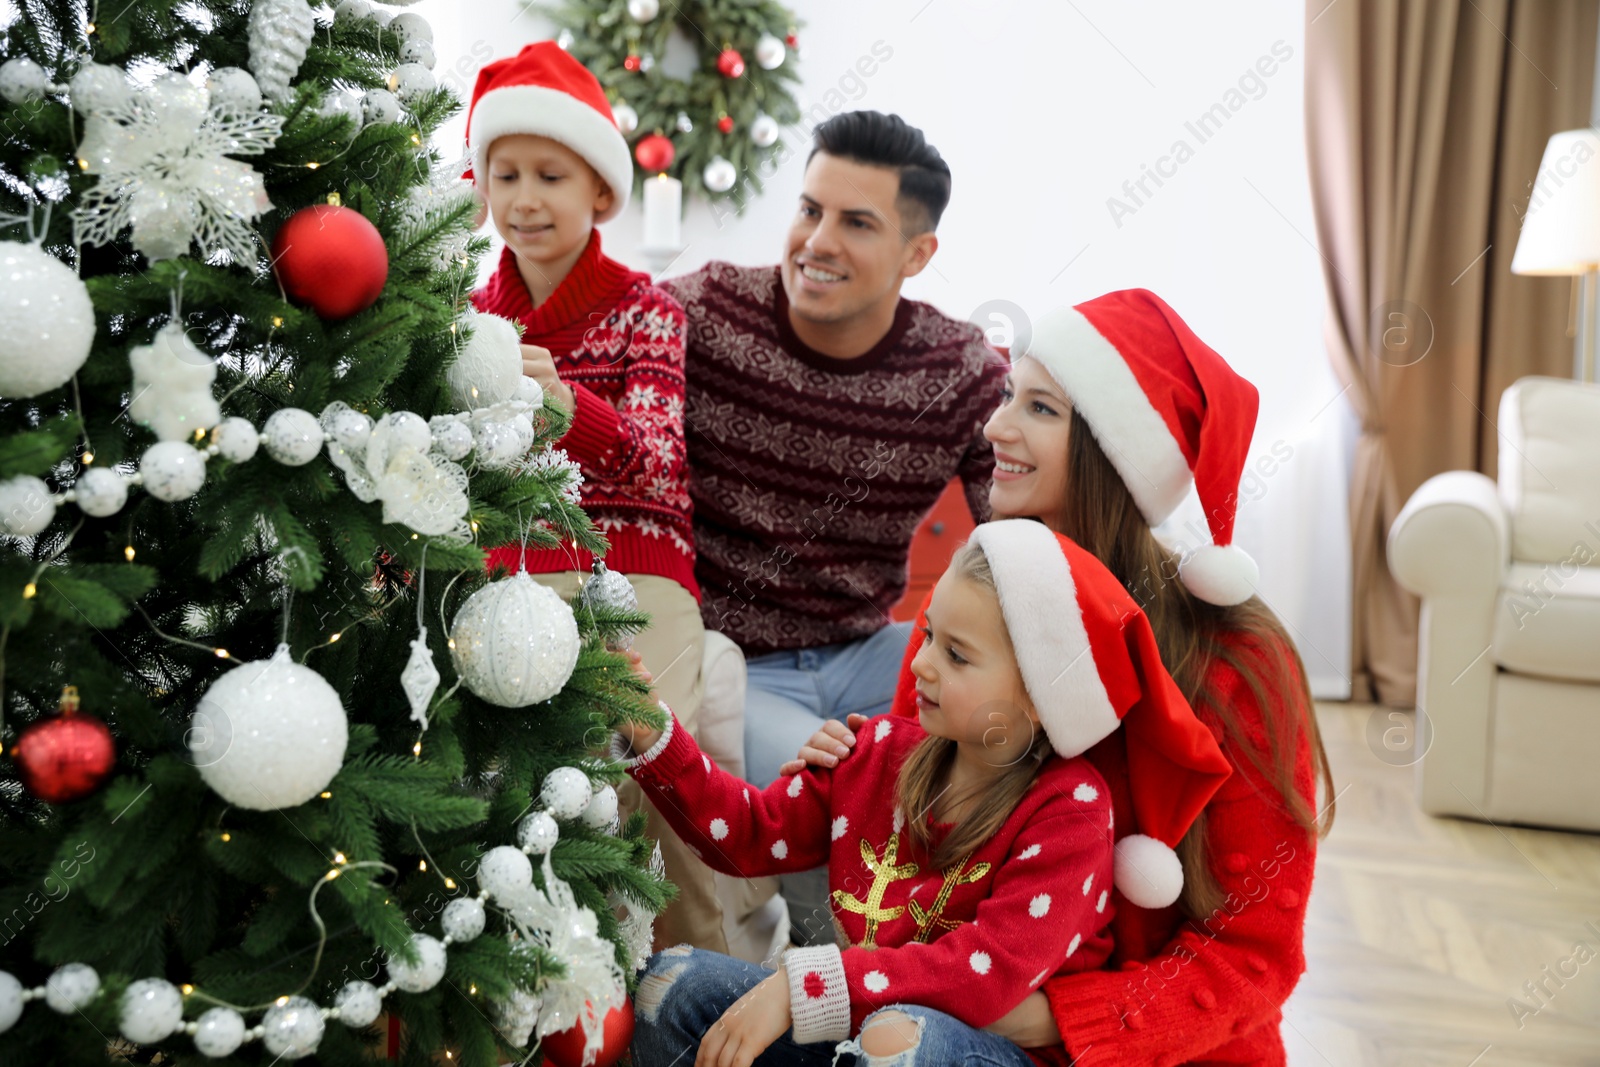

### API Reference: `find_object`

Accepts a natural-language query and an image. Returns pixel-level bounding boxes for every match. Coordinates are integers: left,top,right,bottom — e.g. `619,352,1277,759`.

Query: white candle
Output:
642,172,682,250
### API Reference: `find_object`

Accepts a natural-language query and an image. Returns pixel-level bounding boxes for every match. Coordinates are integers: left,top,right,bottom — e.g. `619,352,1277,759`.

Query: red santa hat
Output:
968,519,1232,909
1025,289,1262,606
464,41,632,222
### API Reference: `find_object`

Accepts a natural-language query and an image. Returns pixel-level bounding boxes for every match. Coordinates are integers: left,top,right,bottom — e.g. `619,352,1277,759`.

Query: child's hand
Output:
697,967,792,1067
520,344,574,413
615,648,664,755
777,713,871,776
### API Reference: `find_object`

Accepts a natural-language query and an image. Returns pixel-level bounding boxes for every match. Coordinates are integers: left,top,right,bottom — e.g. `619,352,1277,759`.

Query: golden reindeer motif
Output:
831,834,920,948
908,855,992,943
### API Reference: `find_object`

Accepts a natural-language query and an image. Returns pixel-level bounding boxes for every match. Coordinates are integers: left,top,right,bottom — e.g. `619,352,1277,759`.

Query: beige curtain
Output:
1305,0,1598,706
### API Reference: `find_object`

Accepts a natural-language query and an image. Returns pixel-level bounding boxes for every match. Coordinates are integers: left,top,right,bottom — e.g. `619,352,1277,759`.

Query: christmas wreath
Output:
541,0,803,209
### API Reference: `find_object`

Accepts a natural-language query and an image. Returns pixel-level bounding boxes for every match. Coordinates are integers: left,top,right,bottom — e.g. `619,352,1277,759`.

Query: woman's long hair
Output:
895,541,1055,872
1059,409,1336,919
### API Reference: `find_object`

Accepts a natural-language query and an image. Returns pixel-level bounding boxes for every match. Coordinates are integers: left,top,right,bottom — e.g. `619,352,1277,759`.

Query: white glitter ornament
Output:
581,784,619,830
675,110,693,134
479,845,534,899
262,407,324,465
751,112,779,148
73,72,281,264
333,0,372,21
493,988,540,1048
402,633,440,727
388,62,435,106
755,33,786,70
69,63,131,115
575,559,639,650
45,963,99,1013
192,1006,247,1057
369,413,470,538
212,416,260,463
390,12,433,43
0,972,22,1033
189,644,349,810
471,421,521,468
400,39,437,70
429,417,472,461
333,980,382,1027
541,767,591,820
120,978,183,1043
372,8,393,28
371,410,432,457
441,896,486,942
517,811,560,855
448,310,523,409
0,241,96,398
73,467,127,518
0,57,50,104
703,155,737,194
248,0,315,103
261,994,324,1059
387,933,447,992
129,324,220,441
360,87,401,126
319,90,361,135
627,0,659,21
205,67,262,115
140,441,208,502
449,572,581,707
324,405,373,452
0,475,56,536
612,103,638,135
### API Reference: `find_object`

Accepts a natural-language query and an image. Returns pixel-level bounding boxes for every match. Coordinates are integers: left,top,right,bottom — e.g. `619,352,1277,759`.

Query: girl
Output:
621,520,1231,1067
786,289,1336,1065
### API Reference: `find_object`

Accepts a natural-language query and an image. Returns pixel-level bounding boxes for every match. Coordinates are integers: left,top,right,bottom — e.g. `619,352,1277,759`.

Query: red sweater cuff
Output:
558,382,623,468
1043,973,1139,1066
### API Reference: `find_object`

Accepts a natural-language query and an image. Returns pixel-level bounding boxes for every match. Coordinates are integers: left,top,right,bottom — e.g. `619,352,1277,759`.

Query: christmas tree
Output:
0,2,667,1064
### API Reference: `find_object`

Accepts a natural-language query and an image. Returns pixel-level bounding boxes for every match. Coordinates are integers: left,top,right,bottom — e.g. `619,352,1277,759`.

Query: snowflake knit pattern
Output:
472,232,697,597
627,709,1114,1055
661,262,1006,653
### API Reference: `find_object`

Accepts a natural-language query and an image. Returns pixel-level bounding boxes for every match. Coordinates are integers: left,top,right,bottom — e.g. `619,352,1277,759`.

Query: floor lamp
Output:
1511,129,1600,383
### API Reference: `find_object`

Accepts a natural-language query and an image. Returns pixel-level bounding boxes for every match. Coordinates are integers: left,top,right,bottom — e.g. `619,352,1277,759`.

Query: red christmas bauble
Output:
270,204,389,321
634,134,675,174
716,48,745,78
623,54,641,72
540,997,633,1067
716,114,734,135
13,688,115,803
785,32,798,48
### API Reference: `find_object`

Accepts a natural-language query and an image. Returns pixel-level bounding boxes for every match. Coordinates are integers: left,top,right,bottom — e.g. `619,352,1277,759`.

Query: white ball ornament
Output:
0,241,96,398
141,442,208,502
69,63,131,114
628,0,659,22
400,39,437,70
449,572,581,707
370,410,432,460
333,0,372,21
389,12,433,44
441,897,486,942
472,421,521,468
262,407,324,466
430,418,473,461
372,9,393,28
334,980,383,1028
612,103,639,136
319,90,361,133
189,645,349,810
0,476,55,536
581,783,620,830
388,62,435,106
0,57,50,104
478,845,534,899
120,978,184,1043
360,87,401,126
206,67,263,114
515,375,545,408
261,994,325,1059
212,417,261,463
541,766,591,820
751,112,779,148
516,810,560,855
449,310,523,409
387,933,447,993
755,33,786,70
0,972,23,1033
45,963,100,1013
326,407,373,452
703,155,737,194
73,466,127,518
192,1006,247,1058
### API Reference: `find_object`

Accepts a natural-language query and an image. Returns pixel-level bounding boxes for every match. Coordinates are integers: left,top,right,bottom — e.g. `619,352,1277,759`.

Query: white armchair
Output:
1388,376,1600,832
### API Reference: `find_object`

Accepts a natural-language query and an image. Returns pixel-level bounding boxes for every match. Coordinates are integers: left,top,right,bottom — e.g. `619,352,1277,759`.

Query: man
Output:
662,110,1004,945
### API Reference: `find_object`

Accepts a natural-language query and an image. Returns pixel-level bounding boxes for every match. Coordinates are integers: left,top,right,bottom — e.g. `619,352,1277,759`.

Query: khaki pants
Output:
532,571,728,953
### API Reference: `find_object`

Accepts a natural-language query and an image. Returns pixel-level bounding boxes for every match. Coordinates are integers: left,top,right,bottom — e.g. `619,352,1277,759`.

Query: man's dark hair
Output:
808,111,952,235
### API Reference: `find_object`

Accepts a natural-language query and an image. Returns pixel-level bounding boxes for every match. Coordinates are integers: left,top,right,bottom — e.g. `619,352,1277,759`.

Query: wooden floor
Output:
1282,704,1600,1066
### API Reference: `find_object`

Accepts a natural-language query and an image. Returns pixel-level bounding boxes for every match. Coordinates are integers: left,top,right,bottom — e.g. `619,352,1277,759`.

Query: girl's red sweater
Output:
471,233,697,598
890,601,1318,1066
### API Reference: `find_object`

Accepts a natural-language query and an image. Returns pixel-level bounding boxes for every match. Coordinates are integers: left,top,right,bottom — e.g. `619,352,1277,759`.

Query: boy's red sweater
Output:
890,598,1318,1065
628,710,1112,1064
471,233,698,598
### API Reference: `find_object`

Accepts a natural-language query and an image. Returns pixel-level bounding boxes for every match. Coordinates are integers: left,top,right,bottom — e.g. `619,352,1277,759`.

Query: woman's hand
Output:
777,713,871,776
615,649,664,755
983,991,1061,1048
520,344,575,413
696,966,792,1067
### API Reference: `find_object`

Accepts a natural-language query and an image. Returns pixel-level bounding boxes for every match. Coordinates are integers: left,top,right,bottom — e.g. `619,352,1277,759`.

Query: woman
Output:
785,289,1335,1065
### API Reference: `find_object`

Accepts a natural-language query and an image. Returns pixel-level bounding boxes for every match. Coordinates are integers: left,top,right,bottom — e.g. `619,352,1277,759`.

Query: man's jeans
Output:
742,621,913,946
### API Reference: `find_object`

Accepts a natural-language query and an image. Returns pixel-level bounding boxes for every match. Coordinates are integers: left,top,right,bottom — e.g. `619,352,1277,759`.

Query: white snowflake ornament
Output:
129,324,220,441
402,634,440,728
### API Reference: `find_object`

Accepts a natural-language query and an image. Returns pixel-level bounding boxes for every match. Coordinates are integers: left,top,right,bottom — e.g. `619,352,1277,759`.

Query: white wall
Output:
418,0,1356,696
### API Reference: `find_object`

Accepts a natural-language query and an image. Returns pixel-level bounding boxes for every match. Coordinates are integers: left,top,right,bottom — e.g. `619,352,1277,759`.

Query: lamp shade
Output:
1512,129,1600,276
